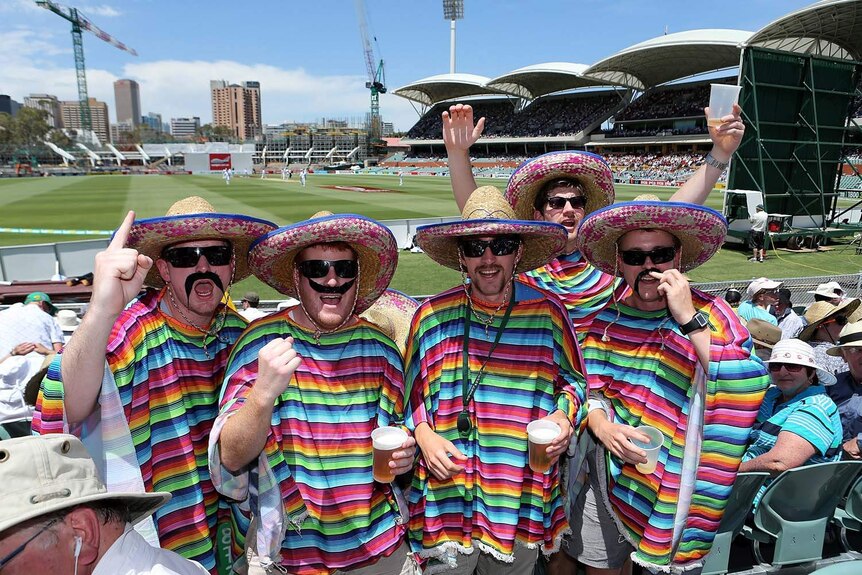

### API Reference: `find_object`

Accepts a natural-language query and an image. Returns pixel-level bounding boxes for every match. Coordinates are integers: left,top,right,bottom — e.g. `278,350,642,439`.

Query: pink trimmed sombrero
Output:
124,196,277,288
505,151,615,220
249,211,397,313
416,186,567,273
360,289,420,353
576,200,727,276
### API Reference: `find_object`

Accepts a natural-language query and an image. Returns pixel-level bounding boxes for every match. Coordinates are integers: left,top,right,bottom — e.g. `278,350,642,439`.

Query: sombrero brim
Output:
799,299,861,342
360,289,420,351
415,219,567,273
505,151,615,220
576,201,727,276
249,214,397,314
125,213,277,288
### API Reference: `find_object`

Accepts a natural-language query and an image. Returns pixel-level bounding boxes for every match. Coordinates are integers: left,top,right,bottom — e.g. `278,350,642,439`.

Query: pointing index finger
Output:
109,211,136,250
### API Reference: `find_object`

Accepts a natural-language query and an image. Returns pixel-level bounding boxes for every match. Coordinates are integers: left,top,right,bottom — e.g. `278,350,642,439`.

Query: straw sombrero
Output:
125,196,277,288
799,299,861,342
505,151,615,221
360,289,420,353
827,321,862,356
746,318,781,349
575,199,727,276
249,212,397,314
415,186,567,273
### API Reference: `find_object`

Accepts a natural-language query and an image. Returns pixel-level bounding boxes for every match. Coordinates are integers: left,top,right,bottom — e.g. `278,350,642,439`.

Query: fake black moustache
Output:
307,278,356,294
633,268,661,295
185,272,225,299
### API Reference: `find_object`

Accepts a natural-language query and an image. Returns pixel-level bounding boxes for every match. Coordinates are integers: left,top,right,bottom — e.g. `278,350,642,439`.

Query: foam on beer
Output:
529,427,558,444
372,427,407,450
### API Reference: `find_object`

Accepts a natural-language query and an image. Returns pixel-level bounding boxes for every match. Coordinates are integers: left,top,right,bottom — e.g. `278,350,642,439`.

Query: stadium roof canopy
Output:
747,0,862,61
486,62,620,100
583,29,753,90
392,73,506,106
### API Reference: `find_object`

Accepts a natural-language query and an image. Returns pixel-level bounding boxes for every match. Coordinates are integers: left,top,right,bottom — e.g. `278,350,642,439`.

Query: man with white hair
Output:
738,277,781,325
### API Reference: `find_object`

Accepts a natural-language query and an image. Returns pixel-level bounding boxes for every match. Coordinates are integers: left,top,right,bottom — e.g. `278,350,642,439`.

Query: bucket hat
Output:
747,318,782,349
764,338,836,386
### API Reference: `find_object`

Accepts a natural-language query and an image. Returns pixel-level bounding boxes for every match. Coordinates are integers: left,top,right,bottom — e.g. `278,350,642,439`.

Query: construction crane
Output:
36,0,137,139
355,0,386,152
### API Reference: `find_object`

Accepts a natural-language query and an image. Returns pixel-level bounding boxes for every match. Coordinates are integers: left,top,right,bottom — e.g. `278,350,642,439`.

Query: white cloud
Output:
78,4,121,18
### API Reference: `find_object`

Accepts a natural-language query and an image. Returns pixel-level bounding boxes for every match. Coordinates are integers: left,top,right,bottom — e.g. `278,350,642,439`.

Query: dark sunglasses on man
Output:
545,196,587,211
296,259,359,279
459,237,521,258
619,246,677,266
162,245,232,268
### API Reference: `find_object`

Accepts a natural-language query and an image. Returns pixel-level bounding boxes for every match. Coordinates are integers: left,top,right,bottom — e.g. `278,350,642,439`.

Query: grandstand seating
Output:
616,82,711,121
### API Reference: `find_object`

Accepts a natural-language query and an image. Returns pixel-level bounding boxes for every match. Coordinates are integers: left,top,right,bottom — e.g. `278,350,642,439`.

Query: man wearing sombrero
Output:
33,197,276,572
441,103,745,337
404,186,586,574
209,212,416,574
571,198,769,574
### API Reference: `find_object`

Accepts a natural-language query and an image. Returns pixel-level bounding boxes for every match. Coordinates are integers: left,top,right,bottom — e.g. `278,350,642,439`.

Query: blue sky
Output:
0,0,815,131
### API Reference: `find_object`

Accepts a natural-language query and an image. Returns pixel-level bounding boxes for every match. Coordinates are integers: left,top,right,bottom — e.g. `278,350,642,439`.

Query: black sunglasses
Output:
767,362,807,373
546,196,587,210
459,237,521,258
296,259,358,279
162,245,232,268
619,246,677,266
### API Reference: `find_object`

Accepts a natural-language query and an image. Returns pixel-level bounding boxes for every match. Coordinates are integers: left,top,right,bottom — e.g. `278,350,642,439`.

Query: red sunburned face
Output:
294,244,359,330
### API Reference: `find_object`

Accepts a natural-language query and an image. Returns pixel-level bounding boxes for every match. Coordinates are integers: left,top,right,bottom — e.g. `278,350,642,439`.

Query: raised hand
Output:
255,337,302,404
442,104,485,153
90,211,152,319
651,269,697,326
705,103,745,162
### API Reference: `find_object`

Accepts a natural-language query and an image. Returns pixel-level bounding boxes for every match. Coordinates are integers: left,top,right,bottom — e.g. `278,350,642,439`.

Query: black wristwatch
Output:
680,311,709,335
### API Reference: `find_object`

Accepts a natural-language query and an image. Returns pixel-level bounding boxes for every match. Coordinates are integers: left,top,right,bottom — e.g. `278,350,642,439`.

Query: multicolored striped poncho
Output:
209,311,407,575
404,281,587,572
33,288,248,574
520,250,629,339
581,290,769,572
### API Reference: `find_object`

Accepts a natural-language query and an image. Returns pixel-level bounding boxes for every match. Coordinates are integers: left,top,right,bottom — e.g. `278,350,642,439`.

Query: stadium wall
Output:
184,152,254,174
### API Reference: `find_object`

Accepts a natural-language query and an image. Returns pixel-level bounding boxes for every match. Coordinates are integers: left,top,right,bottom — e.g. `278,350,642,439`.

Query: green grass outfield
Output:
0,173,858,299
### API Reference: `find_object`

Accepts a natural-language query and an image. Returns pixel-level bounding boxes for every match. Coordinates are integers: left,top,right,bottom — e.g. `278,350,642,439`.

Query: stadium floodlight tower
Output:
35,0,137,141
442,0,464,74
355,0,386,154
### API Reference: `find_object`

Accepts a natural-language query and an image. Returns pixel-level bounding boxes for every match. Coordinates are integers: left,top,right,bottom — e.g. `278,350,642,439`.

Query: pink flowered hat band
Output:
248,213,398,314
764,338,837,385
124,196,276,289
575,200,727,277
505,150,615,221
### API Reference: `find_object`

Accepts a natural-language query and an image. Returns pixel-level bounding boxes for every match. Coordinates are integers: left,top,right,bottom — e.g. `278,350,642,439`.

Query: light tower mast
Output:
443,0,464,74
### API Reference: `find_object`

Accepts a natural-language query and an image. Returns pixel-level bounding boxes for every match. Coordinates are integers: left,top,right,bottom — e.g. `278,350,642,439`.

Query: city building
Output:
0,95,21,117
382,122,394,137
141,112,163,133
113,79,141,126
110,120,134,143
60,98,111,144
23,94,62,128
171,116,200,140
211,79,262,141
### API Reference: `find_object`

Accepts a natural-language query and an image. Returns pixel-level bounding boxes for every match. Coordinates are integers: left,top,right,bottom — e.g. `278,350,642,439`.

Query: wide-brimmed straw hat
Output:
0,435,170,533
505,151,615,220
415,186,567,273
249,211,397,314
827,321,862,356
747,318,782,349
764,339,836,386
125,196,277,289
799,299,861,341
575,198,727,276
360,289,419,353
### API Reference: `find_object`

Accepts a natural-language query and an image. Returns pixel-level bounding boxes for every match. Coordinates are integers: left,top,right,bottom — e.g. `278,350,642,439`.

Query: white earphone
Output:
73,535,82,559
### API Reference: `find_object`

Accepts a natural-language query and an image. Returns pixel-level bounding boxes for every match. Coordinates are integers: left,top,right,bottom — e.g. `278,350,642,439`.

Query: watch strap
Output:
680,311,708,335
704,152,728,171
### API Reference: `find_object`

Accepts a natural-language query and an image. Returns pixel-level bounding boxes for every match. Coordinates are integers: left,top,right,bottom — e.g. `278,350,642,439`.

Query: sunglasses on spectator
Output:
619,246,677,266
823,315,849,327
459,237,521,258
767,362,807,373
0,519,60,569
162,245,231,268
296,259,358,279
545,196,587,210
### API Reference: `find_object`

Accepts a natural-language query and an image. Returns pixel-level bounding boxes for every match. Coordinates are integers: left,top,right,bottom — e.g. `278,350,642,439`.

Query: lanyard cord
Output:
461,290,516,410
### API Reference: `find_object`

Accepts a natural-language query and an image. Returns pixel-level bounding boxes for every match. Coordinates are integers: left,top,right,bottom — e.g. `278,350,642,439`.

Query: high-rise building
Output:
0,95,21,116
61,98,111,143
210,79,262,141
171,116,200,140
113,79,141,126
23,94,63,128
141,112,163,133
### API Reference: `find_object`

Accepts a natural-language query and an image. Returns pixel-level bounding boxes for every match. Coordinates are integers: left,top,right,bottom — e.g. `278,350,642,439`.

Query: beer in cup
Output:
630,425,663,474
371,426,408,483
527,420,561,473
707,84,741,127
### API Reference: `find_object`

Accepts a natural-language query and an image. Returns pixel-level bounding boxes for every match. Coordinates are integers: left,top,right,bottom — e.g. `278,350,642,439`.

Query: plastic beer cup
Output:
371,426,408,483
527,420,561,473
630,426,663,474
707,84,741,127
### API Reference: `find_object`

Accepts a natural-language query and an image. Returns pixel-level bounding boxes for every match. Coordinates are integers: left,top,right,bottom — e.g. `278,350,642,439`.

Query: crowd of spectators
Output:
615,82,712,121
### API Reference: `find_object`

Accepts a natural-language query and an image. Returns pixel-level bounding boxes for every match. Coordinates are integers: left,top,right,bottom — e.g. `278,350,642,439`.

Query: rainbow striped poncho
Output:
33,289,248,574
404,282,587,572
520,250,629,340
209,312,407,575
581,290,769,572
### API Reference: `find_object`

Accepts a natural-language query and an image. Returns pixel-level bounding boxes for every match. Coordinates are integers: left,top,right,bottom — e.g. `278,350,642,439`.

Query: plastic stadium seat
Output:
834,472,862,550
808,560,862,574
743,461,862,567
701,472,770,575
